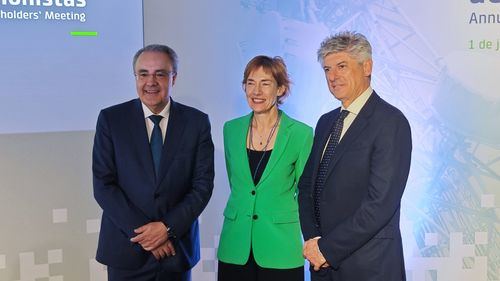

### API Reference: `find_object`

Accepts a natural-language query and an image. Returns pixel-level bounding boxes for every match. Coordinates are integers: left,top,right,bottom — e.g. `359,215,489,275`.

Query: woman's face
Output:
244,67,284,114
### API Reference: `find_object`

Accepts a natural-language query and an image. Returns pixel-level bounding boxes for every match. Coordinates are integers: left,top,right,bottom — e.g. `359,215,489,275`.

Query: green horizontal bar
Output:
70,31,98,37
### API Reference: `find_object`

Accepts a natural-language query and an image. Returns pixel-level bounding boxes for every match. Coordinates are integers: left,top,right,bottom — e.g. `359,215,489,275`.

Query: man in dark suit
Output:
298,31,412,281
92,44,214,281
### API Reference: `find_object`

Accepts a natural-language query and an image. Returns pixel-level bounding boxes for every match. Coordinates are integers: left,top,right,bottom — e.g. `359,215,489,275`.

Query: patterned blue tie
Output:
149,115,163,178
313,110,349,227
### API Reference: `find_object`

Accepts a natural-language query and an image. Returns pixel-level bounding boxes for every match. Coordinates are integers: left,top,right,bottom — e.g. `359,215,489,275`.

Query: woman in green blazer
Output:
217,55,313,281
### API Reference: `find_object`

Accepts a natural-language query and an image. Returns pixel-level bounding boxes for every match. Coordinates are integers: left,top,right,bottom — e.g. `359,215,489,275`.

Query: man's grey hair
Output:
132,44,179,73
317,31,372,64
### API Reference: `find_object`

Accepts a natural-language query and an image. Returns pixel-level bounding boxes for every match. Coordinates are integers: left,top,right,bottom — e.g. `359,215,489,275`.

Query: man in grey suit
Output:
93,44,214,281
299,31,412,281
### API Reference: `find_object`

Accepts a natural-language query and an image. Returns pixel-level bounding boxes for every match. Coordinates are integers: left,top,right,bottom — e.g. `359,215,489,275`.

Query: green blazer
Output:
217,111,313,269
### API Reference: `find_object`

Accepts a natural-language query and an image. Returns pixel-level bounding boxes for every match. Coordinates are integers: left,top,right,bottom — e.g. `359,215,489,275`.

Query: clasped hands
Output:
303,237,330,271
130,221,176,260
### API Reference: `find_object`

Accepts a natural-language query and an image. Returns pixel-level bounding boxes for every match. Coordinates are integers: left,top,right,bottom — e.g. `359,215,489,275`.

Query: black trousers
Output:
218,251,304,281
107,256,190,281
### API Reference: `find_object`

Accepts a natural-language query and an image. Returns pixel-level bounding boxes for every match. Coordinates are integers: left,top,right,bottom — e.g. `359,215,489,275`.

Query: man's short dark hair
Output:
133,44,178,73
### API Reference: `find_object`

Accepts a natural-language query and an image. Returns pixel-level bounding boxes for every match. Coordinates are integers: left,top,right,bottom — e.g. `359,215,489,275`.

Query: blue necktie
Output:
313,110,349,227
149,115,163,178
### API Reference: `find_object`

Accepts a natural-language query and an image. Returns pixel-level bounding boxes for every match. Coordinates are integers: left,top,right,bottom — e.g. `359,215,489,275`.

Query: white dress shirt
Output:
142,101,171,143
339,86,373,141
321,86,373,160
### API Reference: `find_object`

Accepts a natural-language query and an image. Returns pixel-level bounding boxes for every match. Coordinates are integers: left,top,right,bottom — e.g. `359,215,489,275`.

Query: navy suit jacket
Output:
92,98,214,271
299,92,412,281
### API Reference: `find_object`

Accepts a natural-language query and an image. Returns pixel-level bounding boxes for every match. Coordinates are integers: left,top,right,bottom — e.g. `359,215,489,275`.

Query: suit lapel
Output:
325,92,379,178
310,110,339,183
127,99,157,184
257,111,292,186
157,99,185,185
232,113,255,186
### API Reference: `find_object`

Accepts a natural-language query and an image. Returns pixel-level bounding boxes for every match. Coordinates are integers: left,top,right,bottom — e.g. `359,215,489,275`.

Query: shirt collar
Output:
142,99,171,120
341,86,373,116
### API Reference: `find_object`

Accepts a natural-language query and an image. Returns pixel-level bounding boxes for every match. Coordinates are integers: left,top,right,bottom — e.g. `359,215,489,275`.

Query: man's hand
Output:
303,237,328,271
151,240,176,260
130,221,168,251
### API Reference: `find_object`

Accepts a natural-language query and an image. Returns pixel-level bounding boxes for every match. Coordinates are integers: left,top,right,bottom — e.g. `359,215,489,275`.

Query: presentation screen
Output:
0,0,144,134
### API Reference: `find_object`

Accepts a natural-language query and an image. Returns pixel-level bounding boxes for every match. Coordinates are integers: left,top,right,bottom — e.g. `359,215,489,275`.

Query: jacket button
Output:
252,214,258,220
251,190,256,195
